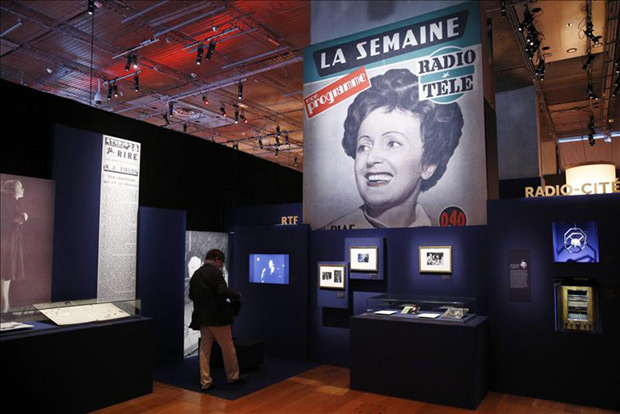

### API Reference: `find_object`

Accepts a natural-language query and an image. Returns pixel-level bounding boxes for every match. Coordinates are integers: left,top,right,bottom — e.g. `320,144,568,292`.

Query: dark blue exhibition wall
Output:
137,207,186,366
308,226,489,367
52,124,103,301
231,225,310,361
487,194,620,410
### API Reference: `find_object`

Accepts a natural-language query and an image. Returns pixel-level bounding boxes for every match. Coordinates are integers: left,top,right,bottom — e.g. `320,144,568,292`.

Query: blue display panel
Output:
552,221,599,263
249,254,290,284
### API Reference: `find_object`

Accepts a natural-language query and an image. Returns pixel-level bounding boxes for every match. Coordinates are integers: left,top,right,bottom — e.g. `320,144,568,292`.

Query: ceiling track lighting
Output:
163,113,170,126
284,133,289,145
87,0,95,15
220,103,227,117
240,109,247,123
107,81,112,100
275,146,279,157
294,155,298,167
258,137,263,149
582,53,595,71
202,94,209,105
500,0,506,18
233,142,239,150
518,5,534,32
168,101,174,116
125,54,138,71
238,82,243,100
133,73,139,91
196,43,203,65
113,82,118,98
183,123,187,133
234,108,239,124
206,41,215,60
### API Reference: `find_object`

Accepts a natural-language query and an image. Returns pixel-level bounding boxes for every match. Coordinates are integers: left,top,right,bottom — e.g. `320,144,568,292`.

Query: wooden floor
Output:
93,365,615,414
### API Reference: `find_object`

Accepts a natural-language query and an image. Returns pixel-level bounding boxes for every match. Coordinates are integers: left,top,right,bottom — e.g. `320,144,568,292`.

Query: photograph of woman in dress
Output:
325,68,464,229
1,179,28,314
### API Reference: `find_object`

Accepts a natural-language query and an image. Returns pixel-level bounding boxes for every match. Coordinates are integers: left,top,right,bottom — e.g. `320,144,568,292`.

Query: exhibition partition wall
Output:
487,194,620,410
308,225,488,367
232,224,310,361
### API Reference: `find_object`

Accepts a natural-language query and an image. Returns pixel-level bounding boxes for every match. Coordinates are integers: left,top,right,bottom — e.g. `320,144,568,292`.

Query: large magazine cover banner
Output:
97,135,141,301
303,1,487,230
1,174,55,313
184,231,229,358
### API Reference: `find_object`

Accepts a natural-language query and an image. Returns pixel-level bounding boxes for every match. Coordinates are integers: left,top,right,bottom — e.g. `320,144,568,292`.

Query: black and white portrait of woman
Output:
325,69,463,228
0,174,54,315
304,62,486,230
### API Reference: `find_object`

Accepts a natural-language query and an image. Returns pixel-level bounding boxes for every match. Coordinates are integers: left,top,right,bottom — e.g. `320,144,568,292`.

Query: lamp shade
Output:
565,163,616,195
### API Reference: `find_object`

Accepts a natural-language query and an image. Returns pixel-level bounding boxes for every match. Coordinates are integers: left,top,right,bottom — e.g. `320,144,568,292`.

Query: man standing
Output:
189,249,241,390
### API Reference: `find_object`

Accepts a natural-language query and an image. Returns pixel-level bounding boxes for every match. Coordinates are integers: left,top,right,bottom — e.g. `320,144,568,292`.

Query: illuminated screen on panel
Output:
249,254,290,284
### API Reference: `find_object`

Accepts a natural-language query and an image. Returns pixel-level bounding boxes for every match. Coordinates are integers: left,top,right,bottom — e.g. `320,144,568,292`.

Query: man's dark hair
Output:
205,249,225,262
342,68,464,191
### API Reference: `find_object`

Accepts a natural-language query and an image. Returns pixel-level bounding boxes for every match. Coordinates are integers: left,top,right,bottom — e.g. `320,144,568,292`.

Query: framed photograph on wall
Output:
419,246,452,274
349,246,378,272
318,263,347,290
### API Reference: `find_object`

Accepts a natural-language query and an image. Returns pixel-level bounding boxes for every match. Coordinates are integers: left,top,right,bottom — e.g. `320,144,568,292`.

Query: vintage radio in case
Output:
555,279,598,333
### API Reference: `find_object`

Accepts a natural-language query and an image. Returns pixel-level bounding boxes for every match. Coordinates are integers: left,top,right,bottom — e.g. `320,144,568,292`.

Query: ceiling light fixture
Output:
113,82,118,98
87,0,95,15
582,53,595,71
220,103,227,117
168,101,174,116
294,155,298,167
206,41,215,60
258,136,263,149
133,74,139,91
202,94,209,105
196,43,203,65
163,114,170,126
234,107,239,124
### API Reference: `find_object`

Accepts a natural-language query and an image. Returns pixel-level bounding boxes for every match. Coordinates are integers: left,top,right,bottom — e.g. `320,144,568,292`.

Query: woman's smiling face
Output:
354,108,432,212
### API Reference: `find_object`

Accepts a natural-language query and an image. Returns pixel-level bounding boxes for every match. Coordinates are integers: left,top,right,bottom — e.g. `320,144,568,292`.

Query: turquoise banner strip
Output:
420,64,475,83
304,1,480,84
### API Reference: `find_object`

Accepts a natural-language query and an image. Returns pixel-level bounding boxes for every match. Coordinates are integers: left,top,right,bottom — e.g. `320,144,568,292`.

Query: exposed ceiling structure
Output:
1,1,618,173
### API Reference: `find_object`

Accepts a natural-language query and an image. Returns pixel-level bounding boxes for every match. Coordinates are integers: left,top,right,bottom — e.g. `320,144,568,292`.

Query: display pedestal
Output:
0,316,153,413
350,314,488,409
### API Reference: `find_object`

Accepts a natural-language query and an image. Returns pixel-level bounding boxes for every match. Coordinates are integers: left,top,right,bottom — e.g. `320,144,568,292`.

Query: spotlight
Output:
163,113,170,126
125,55,131,71
233,142,239,150
276,124,281,137
275,134,280,146
168,101,174,116
241,109,247,123
518,5,534,32
500,0,506,18
132,55,138,70
183,123,187,133
586,82,599,100
258,137,263,149
133,74,139,91
88,0,95,15
202,94,209,105
284,133,289,145
206,41,215,60
294,155,298,167
275,146,279,157
196,43,203,65
238,82,243,100
536,59,545,81
234,108,239,124
613,77,620,97
588,133,596,147
107,82,112,100
220,103,227,117
582,53,595,71
113,82,118,98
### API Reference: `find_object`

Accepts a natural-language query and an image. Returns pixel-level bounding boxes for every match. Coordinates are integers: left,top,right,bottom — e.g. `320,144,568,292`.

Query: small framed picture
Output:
318,263,346,290
419,246,452,274
349,246,378,272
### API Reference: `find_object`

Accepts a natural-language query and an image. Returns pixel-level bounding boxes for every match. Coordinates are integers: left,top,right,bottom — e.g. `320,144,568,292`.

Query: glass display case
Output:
0,298,141,333
554,279,598,333
366,294,477,323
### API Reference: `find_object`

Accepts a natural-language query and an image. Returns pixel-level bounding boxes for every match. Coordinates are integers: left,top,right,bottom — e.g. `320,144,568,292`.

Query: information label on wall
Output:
97,135,141,301
508,249,530,302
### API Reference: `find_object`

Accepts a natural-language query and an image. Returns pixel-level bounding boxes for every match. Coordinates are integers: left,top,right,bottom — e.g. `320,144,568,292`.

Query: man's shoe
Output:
201,383,215,391
228,373,248,384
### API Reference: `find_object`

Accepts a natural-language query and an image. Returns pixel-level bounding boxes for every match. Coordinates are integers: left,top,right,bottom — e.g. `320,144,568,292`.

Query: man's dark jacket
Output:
189,263,240,329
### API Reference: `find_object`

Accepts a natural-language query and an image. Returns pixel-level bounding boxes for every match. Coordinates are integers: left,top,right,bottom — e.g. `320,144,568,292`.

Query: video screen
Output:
552,221,599,263
249,254,290,284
